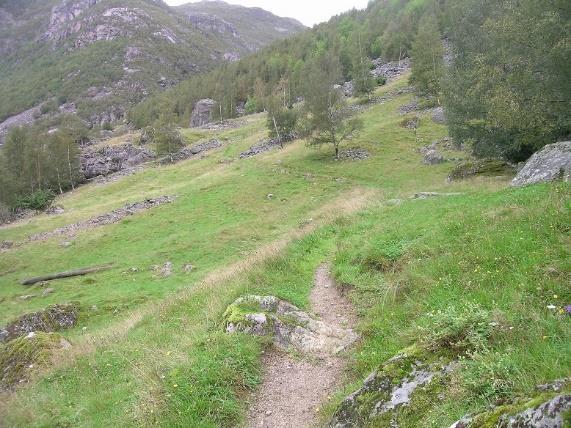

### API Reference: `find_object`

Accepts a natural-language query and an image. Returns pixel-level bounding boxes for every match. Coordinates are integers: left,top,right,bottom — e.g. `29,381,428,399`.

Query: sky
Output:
164,0,370,27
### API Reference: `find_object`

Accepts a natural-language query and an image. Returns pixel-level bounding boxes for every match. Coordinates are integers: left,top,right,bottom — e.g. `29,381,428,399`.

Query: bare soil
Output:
247,263,357,428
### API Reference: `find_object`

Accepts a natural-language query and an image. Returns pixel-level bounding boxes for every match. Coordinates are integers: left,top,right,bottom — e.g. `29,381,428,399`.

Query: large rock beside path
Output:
223,295,358,356
511,141,571,187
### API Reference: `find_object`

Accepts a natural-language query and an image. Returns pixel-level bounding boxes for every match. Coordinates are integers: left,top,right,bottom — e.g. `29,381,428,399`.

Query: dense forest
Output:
1,0,570,212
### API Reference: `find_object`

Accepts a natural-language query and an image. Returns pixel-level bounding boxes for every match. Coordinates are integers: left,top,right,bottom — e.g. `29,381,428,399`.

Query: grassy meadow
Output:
0,76,568,426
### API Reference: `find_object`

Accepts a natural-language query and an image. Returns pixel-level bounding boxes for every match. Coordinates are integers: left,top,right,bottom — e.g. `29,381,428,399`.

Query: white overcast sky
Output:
164,0,370,27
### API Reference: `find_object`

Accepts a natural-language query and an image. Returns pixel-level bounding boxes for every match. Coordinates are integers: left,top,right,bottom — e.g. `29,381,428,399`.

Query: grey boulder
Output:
511,141,571,187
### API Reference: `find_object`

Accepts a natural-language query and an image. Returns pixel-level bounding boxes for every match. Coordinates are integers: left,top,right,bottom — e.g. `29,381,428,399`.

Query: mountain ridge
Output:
0,0,305,137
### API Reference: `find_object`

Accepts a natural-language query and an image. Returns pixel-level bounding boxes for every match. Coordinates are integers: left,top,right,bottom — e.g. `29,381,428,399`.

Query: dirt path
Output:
247,264,356,428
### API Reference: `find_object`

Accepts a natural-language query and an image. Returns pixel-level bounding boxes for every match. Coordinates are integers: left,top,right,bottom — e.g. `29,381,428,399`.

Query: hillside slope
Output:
175,0,305,50
0,0,305,135
0,77,568,426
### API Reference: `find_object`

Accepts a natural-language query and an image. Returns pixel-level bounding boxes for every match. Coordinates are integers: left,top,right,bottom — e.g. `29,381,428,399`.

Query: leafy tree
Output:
444,0,571,161
350,33,376,99
410,15,445,105
146,124,186,162
266,97,298,145
302,54,364,159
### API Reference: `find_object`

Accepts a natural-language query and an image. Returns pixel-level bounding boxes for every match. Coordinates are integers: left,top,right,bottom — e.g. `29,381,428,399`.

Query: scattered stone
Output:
370,58,411,82
0,332,72,390
182,264,194,274
45,205,65,215
399,99,419,115
511,141,571,187
1,241,14,250
189,139,222,155
536,378,569,393
0,303,79,343
431,106,447,124
60,241,73,248
18,295,36,301
266,194,275,199
240,136,294,158
401,116,419,129
339,148,370,161
412,192,464,199
28,196,175,242
334,82,354,98
159,261,173,278
81,143,155,179
423,149,445,165
224,295,358,356
190,98,216,128
448,159,514,182
159,139,223,164
41,288,56,297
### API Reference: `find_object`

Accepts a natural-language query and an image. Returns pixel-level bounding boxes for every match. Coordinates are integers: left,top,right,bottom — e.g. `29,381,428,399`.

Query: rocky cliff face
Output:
0,0,305,134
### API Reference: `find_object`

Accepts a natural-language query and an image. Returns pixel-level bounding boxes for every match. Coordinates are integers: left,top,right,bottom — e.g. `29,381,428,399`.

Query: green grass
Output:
2,75,566,426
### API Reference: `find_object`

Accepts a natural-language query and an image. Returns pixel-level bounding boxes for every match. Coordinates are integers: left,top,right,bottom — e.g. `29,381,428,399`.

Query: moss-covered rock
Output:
0,332,72,390
0,303,80,343
329,346,457,427
223,295,358,356
447,159,514,182
450,379,571,428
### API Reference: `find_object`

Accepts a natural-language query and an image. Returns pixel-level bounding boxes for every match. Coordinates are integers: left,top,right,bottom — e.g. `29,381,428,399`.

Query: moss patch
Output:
0,332,71,390
447,159,514,181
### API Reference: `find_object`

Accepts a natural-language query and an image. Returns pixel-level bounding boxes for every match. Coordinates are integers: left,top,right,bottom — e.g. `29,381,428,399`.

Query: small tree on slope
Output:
301,54,363,159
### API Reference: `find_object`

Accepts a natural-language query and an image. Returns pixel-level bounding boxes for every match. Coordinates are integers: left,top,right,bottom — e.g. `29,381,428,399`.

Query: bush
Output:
244,97,259,115
360,240,405,273
146,124,186,161
463,351,521,400
102,122,113,131
414,302,493,354
15,190,56,211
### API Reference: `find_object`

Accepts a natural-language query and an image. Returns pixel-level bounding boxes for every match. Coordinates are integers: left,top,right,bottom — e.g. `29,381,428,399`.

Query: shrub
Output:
146,124,186,161
463,351,521,400
102,122,113,131
15,190,55,211
360,240,405,273
244,97,259,115
414,302,493,354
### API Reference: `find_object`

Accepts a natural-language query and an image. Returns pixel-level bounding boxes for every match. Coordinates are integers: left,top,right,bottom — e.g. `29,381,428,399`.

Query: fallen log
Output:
20,264,114,286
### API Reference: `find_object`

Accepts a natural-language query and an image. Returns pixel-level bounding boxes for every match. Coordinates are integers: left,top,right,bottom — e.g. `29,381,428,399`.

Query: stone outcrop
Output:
224,295,358,356
0,332,72,390
0,304,80,343
190,99,216,128
28,196,175,242
450,393,571,428
186,13,239,36
511,141,571,187
431,106,447,124
80,143,155,179
0,106,41,145
423,149,445,165
330,347,457,427
42,0,99,42
371,58,411,82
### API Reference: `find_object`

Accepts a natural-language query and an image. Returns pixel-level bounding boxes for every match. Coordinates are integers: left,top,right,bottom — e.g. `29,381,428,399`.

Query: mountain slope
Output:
175,0,305,51
0,0,305,133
